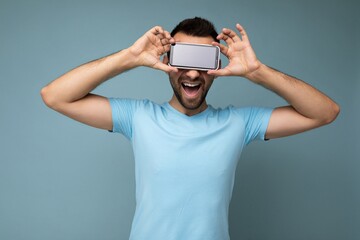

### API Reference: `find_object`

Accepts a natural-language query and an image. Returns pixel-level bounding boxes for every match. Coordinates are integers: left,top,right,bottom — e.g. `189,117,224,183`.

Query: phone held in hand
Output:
169,43,220,71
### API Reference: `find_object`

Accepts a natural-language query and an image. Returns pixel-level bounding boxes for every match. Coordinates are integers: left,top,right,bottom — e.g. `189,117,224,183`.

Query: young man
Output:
41,17,339,240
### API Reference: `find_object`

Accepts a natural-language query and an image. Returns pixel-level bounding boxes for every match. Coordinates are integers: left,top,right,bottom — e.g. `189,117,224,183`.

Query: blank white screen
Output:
170,43,219,69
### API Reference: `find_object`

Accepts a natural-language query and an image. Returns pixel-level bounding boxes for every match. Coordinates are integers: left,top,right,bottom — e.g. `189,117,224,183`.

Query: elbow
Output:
322,102,340,125
40,86,58,110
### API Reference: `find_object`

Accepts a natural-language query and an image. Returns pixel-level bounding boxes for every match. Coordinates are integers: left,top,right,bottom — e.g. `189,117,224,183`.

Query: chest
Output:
131,112,246,177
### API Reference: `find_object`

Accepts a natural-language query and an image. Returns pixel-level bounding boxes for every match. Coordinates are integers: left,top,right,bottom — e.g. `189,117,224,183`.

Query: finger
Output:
217,31,235,46
217,28,242,46
236,23,249,42
162,43,171,53
212,42,228,55
152,27,171,43
163,30,175,45
163,30,172,40
151,26,164,35
157,32,174,46
157,30,172,42
147,26,166,45
222,27,242,43
169,37,175,45
161,38,170,45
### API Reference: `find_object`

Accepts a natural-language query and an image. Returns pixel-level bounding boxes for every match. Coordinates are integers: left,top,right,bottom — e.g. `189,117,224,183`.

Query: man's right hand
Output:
41,26,178,131
128,26,178,73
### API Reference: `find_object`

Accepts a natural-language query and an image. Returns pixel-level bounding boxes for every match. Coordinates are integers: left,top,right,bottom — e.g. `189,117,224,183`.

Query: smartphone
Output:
169,42,220,71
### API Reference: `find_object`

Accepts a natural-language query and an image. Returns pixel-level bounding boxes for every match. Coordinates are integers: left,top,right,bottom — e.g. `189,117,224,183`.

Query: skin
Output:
166,33,216,116
40,23,340,139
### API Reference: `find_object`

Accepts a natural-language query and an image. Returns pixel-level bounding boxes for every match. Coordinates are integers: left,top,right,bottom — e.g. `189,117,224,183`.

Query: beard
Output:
169,75,213,111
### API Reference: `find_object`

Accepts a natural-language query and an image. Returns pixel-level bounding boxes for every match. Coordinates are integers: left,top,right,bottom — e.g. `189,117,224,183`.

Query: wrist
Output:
92,48,140,79
115,48,141,70
244,62,267,83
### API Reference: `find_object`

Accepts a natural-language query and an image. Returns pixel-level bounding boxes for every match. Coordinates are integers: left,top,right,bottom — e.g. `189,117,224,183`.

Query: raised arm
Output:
246,64,340,139
41,26,177,130
209,24,340,139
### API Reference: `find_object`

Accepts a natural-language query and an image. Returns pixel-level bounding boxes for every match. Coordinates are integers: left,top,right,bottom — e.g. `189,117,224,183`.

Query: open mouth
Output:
181,82,201,97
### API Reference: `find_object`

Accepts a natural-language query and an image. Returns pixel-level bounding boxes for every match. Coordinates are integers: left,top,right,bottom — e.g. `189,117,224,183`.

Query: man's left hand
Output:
208,23,261,78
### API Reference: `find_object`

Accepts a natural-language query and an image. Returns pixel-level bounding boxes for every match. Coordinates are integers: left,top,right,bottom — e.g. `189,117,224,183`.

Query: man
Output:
41,17,339,240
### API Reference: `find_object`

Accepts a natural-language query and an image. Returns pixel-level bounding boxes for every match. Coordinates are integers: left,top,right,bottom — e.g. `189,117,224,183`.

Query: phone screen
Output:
169,43,220,71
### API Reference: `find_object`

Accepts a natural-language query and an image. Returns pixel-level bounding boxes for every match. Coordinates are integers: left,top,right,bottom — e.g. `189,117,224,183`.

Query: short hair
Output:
170,17,219,43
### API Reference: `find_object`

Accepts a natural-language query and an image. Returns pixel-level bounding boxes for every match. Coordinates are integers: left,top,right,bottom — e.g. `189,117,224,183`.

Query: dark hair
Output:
170,17,219,43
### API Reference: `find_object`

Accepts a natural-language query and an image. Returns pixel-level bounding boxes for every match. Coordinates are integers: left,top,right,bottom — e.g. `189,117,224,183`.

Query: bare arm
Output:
209,24,340,139
246,64,340,139
41,26,177,130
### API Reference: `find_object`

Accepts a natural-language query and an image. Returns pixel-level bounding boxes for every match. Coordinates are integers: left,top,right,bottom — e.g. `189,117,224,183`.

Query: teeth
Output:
183,82,200,87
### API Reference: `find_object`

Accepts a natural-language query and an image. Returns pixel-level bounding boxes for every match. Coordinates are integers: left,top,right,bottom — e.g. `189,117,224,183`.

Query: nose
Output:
184,69,201,79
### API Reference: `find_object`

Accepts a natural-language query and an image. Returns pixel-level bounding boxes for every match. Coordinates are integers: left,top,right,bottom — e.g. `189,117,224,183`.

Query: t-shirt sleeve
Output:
236,107,273,145
108,98,141,140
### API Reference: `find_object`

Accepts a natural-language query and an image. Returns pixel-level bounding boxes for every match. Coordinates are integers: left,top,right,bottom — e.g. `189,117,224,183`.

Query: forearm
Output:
246,64,340,124
41,48,136,108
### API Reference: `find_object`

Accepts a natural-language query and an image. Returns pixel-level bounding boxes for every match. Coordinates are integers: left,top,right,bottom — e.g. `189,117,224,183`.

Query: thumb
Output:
153,61,178,73
208,68,230,76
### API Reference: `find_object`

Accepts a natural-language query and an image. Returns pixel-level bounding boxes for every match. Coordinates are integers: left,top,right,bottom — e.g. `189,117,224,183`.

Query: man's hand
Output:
208,23,339,139
128,26,178,73
41,25,178,131
208,24,260,77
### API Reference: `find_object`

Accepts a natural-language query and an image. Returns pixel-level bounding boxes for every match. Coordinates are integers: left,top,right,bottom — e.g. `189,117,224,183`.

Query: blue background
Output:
0,0,359,239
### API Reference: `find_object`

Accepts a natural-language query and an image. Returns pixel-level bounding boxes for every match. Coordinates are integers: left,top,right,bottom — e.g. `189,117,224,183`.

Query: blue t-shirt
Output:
109,98,273,240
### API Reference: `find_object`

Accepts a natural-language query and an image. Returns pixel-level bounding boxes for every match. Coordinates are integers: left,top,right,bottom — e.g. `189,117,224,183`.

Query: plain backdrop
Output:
0,0,359,239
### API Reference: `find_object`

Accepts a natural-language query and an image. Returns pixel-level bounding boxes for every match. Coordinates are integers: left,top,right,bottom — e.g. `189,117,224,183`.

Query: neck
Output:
169,95,208,116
